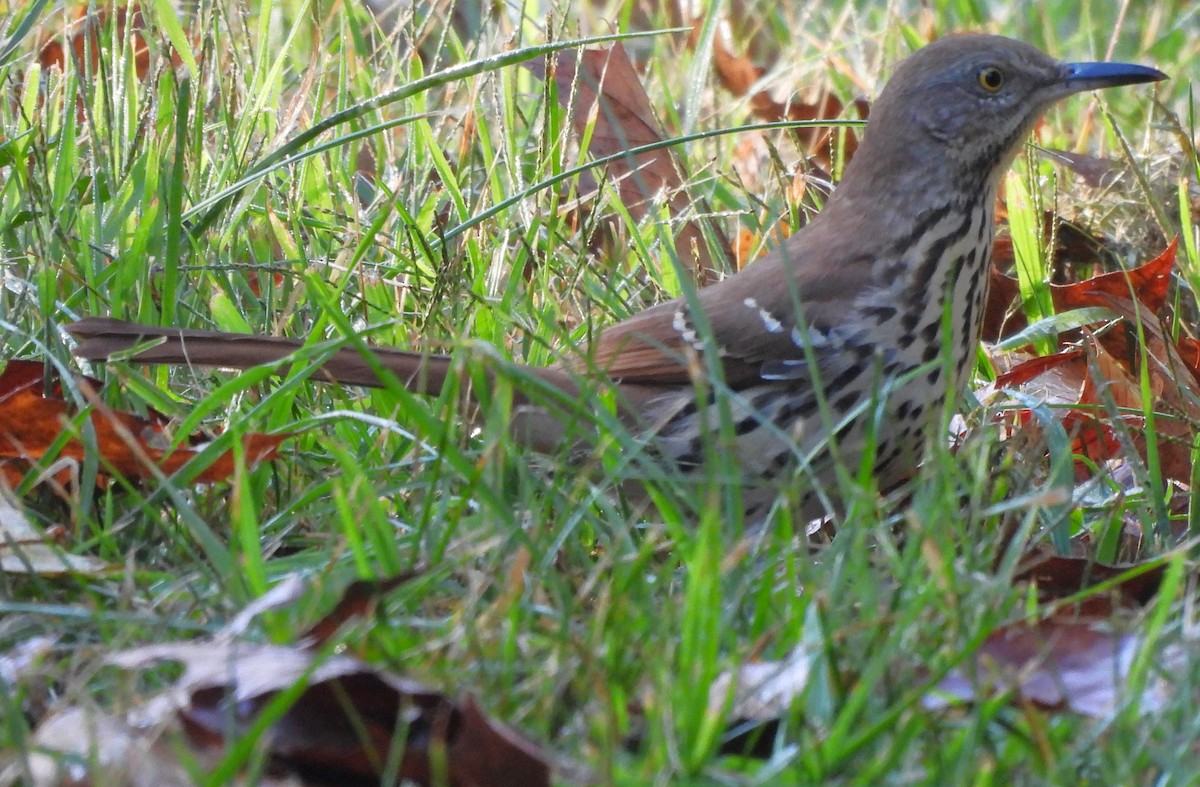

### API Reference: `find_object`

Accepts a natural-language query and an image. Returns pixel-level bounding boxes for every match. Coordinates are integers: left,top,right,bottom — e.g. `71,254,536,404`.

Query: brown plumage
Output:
68,35,1165,523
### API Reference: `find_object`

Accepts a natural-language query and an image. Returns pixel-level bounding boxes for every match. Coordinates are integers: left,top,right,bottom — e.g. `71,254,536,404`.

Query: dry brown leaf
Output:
300,572,418,646
989,243,1199,485
527,44,725,283
993,339,1140,481
1054,240,1176,314
702,21,868,169
929,617,1178,717
18,575,566,786
1175,335,1200,382
986,239,1177,343
1042,148,1123,189
983,243,1189,484
993,349,1084,392
0,360,287,487
1014,553,1166,614
1091,294,1200,484
100,587,559,786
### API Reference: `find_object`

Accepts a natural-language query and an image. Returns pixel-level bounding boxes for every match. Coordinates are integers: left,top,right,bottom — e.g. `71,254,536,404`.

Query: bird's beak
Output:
1062,61,1168,92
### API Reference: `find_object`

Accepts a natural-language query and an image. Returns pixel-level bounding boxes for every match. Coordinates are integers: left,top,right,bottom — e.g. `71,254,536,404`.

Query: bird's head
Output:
849,34,1165,188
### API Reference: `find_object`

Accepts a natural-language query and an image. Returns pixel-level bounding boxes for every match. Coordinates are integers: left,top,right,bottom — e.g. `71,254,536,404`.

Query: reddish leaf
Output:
985,236,1174,344
37,4,182,80
0,360,285,486
1053,239,1176,314
993,349,1083,390
981,263,1026,342
987,240,1178,345
992,293,1200,487
1014,553,1166,613
301,573,419,646
1088,295,1200,484
1175,335,1200,382
994,339,1144,480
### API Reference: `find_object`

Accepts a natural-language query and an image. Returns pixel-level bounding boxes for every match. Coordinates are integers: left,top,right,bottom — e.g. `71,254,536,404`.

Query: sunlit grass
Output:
0,0,1198,782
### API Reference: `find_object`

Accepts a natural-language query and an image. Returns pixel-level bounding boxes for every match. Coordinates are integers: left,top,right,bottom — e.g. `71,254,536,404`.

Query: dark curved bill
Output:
1064,61,1168,90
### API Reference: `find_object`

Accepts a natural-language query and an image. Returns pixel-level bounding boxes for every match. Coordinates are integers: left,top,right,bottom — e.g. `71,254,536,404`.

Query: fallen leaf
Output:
0,705,198,787
1174,335,1200,382
300,572,419,646
993,349,1085,399
986,239,1177,343
992,335,1158,482
107,623,557,785
38,4,156,79
0,360,287,487
983,241,1198,485
19,574,569,786
1042,148,1123,189
709,645,811,757
527,44,727,283
1014,553,1166,613
928,616,1179,718
1090,293,1200,484
0,491,110,576
701,21,868,168
1053,240,1176,315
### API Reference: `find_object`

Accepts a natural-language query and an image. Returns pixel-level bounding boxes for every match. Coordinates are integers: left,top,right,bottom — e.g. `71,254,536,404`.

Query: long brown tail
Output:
66,318,672,453
67,315,610,407
67,317,469,394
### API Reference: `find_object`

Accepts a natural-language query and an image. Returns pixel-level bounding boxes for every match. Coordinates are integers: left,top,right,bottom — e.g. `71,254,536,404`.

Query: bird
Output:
67,34,1166,525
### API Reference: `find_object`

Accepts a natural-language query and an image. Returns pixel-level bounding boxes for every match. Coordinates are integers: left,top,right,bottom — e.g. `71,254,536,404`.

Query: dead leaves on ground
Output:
924,554,1178,718
712,553,1179,759
0,490,110,576
37,4,164,80
983,240,1200,494
0,359,286,496
525,32,865,282
6,575,560,787
113,645,553,787
0,358,287,581
699,22,868,170
927,616,1178,718
527,43,727,284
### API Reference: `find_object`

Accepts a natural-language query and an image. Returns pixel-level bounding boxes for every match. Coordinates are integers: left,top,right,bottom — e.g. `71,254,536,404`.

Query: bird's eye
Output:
977,66,1005,92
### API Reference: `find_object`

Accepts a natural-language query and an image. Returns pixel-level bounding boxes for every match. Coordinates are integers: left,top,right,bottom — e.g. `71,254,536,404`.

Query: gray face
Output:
861,35,1164,178
914,55,1062,143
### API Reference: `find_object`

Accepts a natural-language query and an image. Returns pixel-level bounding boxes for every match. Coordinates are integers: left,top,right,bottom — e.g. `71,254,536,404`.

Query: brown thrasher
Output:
68,35,1165,523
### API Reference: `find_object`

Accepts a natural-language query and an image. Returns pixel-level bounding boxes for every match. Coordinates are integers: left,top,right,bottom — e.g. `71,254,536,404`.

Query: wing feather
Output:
576,219,876,389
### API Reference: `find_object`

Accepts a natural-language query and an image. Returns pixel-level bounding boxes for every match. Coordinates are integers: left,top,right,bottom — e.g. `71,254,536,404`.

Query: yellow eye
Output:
978,66,1005,92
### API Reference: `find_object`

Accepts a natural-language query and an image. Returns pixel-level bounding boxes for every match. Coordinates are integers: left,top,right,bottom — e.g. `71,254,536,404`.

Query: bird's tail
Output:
66,317,459,394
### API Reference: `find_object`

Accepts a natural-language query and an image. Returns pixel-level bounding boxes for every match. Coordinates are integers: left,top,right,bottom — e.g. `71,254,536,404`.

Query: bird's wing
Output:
584,227,875,389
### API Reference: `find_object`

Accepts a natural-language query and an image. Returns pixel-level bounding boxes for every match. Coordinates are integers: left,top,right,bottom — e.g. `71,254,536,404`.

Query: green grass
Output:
2,0,1199,783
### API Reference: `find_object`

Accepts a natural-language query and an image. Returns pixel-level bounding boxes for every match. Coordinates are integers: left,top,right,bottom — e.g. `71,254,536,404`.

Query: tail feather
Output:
67,317,455,394
65,317,668,453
